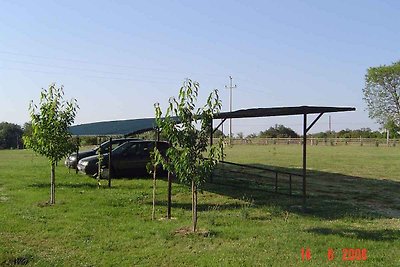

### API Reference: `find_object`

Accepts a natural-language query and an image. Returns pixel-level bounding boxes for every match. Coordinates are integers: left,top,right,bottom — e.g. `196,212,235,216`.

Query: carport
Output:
212,106,355,204
69,105,355,206
69,117,175,217
69,117,161,185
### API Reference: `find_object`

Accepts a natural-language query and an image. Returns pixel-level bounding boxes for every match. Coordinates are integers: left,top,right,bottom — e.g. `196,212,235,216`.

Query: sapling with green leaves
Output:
23,84,78,204
152,79,223,232
147,137,164,220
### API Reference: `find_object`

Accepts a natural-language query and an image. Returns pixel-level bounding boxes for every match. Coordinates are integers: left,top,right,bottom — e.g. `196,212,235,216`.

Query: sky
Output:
1,0,399,135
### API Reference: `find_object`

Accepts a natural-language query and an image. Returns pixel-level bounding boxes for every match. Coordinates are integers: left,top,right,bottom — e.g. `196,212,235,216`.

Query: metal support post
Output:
302,114,307,207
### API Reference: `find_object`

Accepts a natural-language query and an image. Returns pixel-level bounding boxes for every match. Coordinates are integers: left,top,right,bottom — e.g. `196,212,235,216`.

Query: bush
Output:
79,136,98,146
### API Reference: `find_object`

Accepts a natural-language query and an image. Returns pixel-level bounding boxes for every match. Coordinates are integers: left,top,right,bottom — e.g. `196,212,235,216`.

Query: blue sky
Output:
1,0,399,135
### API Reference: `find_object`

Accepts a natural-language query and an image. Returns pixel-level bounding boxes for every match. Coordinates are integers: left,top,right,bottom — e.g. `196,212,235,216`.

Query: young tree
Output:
23,84,78,204
153,79,223,232
363,61,400,127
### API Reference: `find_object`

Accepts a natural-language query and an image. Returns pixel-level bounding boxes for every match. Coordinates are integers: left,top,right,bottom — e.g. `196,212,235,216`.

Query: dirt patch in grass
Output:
158,217,177,221
36,201,52,207
173,226,211,237
36,200,66,207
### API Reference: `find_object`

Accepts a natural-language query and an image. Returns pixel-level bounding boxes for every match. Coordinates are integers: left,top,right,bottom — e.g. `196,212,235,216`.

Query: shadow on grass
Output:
306,227,400,241
29,174,166,190
152,200,242,212
47,163,400,221
29,182,99,189
204,162,400,220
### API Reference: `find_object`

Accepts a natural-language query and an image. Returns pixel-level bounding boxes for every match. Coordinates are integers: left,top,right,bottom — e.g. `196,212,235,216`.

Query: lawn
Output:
0,145,399,266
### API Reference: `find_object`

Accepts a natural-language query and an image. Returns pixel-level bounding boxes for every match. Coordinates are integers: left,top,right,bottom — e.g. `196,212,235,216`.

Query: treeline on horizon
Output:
226,124,395,139
0,121,396,150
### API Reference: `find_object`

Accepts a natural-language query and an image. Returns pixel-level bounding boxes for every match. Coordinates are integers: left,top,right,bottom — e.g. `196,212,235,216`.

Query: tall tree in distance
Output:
0,122,23,149
153,79,223,232
259,124,299,138
22,122,33,137
363,61,400,128
23,84,78,204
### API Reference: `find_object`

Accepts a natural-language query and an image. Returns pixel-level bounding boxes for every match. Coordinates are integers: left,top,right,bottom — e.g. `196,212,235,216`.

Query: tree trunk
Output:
108,137,112,187
50,162,55,204
192,180,197,232
152,165,157,220
167,171,172,219
97,154,102,189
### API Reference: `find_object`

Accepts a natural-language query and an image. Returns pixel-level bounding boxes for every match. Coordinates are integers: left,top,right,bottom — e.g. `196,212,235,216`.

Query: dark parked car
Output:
77,140,169,177
65,138,138,169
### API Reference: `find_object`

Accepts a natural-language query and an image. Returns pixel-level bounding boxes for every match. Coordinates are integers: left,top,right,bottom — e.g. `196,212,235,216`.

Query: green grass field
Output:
0,145,399,266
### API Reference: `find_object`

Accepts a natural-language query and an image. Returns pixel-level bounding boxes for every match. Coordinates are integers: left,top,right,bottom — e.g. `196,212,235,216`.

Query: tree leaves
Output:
152,79,223,187
363,61,400,127
23,83,79,164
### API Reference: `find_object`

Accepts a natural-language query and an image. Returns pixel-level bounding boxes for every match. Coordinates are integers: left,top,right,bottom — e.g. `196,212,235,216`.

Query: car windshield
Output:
91,141,109,152
112,142,136,155
101,142,114,153
97,141,120,153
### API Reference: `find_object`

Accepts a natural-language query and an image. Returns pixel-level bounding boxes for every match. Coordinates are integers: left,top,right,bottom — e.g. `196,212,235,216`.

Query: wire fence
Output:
213,161,304,196
216,137,399,147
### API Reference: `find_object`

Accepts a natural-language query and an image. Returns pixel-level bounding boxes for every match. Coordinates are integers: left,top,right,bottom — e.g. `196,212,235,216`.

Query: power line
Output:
0,66,178,91
329,115,332,132
0,50,226,77
0,58,190,82
1,51,279,97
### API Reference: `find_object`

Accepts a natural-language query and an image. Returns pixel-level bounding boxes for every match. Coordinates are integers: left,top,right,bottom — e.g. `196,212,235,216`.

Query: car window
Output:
101,143,120,153
124,143,142,156
98,142,110,153
111,143,121,150
112,142,131,154
115,140,127,146
111,141,163,157
140,142,151,156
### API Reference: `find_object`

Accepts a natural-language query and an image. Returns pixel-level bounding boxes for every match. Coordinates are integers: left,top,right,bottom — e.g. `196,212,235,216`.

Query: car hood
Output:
79,150,96,157
79,154,102,163
69,150,95,158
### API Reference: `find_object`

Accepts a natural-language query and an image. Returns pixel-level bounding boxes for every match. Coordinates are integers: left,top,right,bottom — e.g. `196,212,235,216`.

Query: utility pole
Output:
225,76,236,145
329,115,332,133
387,128,390,146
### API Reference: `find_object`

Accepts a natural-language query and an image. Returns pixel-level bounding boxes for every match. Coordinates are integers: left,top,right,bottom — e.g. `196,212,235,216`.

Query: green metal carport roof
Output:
69,106,356,136
69,118,158,136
